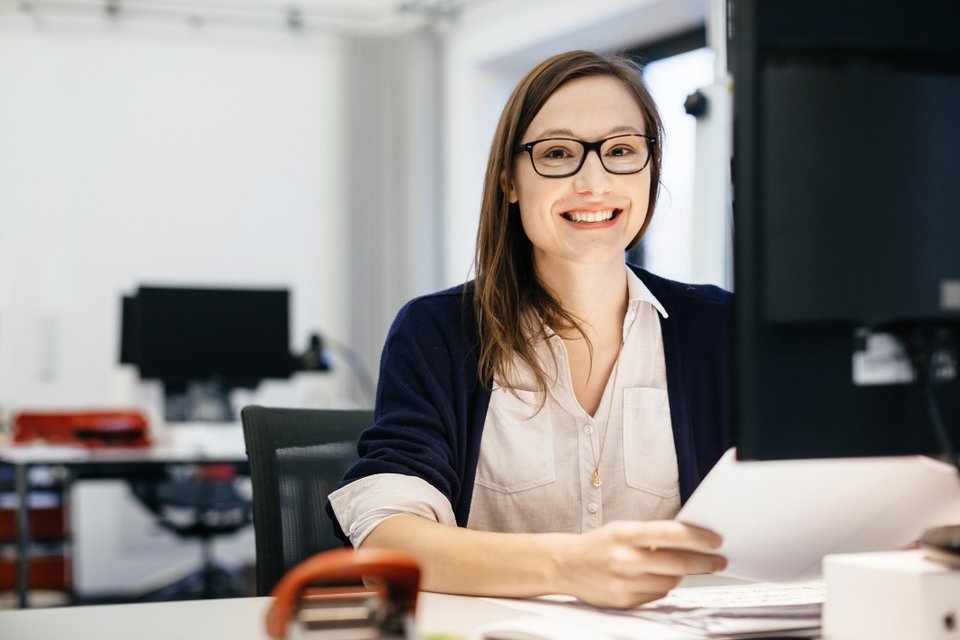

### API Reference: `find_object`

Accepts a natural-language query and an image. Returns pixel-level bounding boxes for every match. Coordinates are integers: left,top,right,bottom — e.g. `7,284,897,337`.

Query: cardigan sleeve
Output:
329,293,475,543
328,473,458,547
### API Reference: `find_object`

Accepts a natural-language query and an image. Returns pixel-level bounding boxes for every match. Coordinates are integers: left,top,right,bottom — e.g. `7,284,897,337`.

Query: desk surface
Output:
0,593,523,640
0,577,803,640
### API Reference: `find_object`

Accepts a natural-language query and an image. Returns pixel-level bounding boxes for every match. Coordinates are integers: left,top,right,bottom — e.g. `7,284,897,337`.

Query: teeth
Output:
565,209,616,223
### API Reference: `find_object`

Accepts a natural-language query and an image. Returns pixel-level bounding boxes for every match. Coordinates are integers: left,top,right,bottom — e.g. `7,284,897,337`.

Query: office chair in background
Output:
130,462,253,601
240,406,373,596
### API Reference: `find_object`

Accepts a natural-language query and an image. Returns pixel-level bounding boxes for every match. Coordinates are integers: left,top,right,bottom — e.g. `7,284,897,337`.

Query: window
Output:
625,30,718,283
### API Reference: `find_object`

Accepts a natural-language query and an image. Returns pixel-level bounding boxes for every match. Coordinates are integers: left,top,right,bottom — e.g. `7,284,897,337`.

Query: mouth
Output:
560,208,622,224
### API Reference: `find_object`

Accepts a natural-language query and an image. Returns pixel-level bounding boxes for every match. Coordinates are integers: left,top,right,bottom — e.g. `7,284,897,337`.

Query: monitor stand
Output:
163,380,234,423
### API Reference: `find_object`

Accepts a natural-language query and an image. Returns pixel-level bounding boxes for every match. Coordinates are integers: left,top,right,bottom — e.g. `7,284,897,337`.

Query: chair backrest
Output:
241,405,373,596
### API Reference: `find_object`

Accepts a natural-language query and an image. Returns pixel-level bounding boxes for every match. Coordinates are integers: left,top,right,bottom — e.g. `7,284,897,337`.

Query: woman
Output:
329,50,732,608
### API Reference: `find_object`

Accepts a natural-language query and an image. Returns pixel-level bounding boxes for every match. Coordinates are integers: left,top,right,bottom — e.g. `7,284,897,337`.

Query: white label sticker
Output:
942,279,960,311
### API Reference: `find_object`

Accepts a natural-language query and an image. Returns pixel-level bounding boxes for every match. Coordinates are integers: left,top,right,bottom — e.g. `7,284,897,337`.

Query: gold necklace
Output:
588,344,624,488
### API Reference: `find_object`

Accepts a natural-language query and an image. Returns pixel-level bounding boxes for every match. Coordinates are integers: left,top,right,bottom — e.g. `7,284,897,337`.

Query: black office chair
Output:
130,462,253,601
240,405,373,596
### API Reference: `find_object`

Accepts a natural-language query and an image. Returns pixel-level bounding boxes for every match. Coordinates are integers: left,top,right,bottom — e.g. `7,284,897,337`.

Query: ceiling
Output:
2,0,495,34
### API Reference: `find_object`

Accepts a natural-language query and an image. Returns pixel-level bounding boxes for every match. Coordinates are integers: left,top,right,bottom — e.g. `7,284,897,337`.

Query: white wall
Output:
341,30,444,387
0,17,350,424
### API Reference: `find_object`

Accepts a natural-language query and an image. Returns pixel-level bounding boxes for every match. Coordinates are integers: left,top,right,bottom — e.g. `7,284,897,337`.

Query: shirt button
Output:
583,424,594,435
587,502,599,514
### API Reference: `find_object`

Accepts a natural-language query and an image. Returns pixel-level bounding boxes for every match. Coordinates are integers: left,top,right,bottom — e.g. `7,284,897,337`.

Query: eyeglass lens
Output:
529,134,650,176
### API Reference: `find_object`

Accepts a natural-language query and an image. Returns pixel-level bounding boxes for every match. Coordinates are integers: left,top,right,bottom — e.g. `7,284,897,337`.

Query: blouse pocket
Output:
474,388,556,493
622,387,680,498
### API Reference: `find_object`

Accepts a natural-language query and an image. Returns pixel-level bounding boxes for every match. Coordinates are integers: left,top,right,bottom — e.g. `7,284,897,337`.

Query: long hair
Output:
472,50,664,397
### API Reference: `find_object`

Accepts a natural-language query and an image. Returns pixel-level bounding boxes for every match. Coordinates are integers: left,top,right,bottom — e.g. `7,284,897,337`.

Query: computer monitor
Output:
120,285,294,420
732,0,960,461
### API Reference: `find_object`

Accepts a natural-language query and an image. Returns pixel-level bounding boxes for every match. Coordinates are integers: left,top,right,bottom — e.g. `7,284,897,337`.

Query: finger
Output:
618,549,728,578
593,575,680,609
611,520,723,550
626,572,681,595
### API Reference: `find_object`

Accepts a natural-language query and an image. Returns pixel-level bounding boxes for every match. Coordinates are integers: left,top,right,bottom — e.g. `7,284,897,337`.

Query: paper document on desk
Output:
623,581,824,638
676,448,960,582
483,582,825,639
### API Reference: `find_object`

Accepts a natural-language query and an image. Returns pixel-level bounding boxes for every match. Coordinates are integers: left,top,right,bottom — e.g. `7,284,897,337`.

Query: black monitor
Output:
120,286,294,421
732,0,960,461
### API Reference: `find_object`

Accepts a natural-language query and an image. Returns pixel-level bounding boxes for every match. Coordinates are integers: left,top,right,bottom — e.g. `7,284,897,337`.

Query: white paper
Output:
480,595,713,640
646,580,825,609
482,582,826,640
676,448,960,581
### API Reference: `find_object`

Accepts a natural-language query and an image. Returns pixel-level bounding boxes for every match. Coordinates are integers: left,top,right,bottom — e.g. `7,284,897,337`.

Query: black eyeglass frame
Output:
514,133,657,178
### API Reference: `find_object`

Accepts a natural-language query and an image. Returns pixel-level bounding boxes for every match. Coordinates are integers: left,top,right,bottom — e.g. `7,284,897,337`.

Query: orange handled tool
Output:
266,547,421,639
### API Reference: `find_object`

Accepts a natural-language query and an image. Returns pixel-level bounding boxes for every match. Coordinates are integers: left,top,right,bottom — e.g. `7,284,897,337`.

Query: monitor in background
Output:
120,286,295,422
732,0,960,461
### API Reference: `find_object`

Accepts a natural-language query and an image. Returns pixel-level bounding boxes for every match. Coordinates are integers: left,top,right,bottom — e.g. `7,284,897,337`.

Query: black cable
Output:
922,378,960,475
910,326,960,477
915,330,960,566
326,337,377,408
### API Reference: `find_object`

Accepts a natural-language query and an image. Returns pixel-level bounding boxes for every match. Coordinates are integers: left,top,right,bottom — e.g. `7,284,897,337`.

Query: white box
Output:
823,550,960,640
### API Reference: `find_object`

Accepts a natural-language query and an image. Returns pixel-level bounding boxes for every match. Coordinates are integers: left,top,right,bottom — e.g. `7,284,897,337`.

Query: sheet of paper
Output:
647,580,825,609
482,582,826,639
480,596,710,640
676,448,960,581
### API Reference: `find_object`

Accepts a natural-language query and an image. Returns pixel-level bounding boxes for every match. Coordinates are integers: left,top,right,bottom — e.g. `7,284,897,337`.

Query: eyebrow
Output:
531,125,643,140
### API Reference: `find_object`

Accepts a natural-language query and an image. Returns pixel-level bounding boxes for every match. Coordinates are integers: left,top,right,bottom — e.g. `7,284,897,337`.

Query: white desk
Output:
0,578,824,640
0,593,523,640
0,437,250,608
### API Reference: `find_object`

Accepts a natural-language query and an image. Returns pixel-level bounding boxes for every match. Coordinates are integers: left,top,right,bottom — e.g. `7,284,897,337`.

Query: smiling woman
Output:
327,50,733,610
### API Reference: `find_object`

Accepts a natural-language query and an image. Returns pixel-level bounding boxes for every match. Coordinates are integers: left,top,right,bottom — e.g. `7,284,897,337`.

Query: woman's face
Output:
508,75,651,272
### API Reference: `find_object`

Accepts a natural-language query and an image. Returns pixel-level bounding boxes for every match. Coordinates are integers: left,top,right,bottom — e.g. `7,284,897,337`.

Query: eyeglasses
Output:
514,133,656,178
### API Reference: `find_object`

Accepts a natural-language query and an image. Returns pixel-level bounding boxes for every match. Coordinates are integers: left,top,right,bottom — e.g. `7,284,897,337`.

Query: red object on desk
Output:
267,548,420,639
13,411,151,448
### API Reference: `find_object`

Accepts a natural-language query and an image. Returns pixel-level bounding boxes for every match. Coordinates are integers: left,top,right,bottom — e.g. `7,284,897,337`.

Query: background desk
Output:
0,440,250,608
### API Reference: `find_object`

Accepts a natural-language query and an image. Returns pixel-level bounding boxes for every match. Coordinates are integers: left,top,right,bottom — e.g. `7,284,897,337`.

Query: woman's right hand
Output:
554,520,727,608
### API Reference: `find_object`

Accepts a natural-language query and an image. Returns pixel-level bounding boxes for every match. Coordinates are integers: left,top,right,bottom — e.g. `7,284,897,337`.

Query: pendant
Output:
591,471,602,488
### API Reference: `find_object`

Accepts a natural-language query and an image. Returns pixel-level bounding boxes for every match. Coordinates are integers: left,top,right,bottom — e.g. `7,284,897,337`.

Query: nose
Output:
572,149,612,195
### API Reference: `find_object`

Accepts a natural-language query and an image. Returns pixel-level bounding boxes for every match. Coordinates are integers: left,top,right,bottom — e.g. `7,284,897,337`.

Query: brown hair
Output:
472,50,664,396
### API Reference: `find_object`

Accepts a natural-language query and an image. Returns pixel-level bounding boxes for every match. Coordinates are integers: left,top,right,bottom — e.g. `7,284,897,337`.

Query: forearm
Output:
360,516,727,608
360,515,574,598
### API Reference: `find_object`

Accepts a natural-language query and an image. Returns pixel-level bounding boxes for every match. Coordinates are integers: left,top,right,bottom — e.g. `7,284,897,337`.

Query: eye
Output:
537,144,576,160
606,144,637,158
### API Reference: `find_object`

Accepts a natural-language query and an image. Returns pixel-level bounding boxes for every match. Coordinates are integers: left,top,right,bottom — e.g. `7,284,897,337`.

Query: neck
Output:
535,256,629,337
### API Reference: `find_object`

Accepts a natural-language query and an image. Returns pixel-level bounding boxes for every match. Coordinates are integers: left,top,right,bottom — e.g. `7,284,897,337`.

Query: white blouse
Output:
330,266,680,547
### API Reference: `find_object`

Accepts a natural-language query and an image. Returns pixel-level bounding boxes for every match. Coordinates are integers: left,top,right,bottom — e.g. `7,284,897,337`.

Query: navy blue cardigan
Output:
331,265,732,543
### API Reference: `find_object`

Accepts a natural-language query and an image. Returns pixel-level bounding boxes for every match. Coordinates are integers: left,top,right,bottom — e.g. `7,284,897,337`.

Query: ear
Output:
500,170,519,204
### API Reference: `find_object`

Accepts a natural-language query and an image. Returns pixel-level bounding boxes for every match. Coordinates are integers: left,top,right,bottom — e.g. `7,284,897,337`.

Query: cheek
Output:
516,200,562,253
517,188,558,237
631,177,653,220
515,178,560,215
